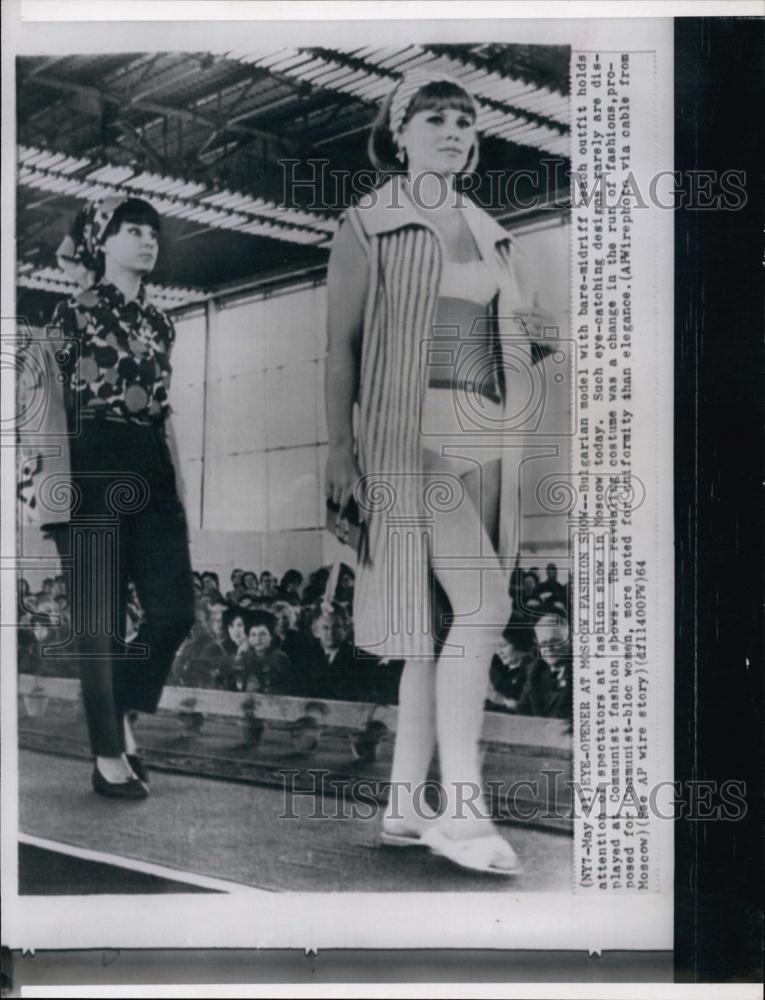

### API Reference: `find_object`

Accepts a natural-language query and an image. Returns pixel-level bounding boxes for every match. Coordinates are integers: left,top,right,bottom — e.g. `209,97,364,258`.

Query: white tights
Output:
387,449,510,835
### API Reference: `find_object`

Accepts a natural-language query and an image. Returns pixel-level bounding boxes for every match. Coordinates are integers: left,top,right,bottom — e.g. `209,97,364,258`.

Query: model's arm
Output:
159,312,187,508
324,210,369,514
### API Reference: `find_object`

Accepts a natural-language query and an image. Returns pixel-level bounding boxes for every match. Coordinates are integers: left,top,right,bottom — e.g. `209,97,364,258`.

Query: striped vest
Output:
337,176,533,660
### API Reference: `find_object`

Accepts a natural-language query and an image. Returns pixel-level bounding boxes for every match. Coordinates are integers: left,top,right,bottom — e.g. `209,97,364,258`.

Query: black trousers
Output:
49,416,195,757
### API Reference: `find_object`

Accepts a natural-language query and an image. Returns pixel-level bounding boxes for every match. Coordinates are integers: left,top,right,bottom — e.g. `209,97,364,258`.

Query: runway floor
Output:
18,749,572,894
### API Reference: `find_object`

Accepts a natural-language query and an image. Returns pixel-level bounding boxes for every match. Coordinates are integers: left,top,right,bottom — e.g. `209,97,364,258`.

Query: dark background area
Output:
3,19,764,991
674,16,764,984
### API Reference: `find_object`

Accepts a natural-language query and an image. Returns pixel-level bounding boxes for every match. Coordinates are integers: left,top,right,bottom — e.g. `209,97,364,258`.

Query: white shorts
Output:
420,386,504,476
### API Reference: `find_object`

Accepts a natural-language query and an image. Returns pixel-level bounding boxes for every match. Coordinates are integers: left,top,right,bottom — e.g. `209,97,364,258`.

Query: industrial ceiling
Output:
16,44,570,320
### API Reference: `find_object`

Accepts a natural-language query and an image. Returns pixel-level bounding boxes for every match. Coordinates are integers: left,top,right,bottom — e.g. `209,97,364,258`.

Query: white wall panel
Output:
262,529,325,578
266,361,319,449
265,285,325,367
170,383,205,462
209,300,268,381
315,358,328,443
205,370,267,457
188,528,264,580
169,310,207,529
267,446,320,531
170,310,206,388
204,450,268,532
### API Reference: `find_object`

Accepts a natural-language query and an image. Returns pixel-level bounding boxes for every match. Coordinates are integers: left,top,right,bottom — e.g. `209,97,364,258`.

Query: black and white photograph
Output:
13,30,575,894
3,3,762,992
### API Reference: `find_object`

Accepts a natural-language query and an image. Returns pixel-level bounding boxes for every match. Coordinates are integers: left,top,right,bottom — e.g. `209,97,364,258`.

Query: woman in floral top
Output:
49,196,194,799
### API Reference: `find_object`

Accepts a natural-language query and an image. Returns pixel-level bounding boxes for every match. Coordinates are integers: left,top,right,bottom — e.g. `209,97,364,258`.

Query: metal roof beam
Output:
29,73,298,152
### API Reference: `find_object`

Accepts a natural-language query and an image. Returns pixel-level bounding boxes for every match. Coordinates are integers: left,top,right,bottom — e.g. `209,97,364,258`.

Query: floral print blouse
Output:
50,279,175,424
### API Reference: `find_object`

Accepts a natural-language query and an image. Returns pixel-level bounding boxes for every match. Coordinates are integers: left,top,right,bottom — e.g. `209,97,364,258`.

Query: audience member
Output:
537,563,566,610
514,572,544,622
225,568,246,605
259,570,276,600
488,623,553,716
238,611,291,694
172,600,230,688
301,567,331,605
17,613,74,677
272,599,316,675
222,605,246,651
23,554,568,713
201,571,225,605
278,569,303,600
535,612,572,720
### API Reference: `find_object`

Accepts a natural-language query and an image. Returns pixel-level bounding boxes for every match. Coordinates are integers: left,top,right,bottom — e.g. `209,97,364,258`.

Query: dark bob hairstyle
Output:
84,197,162,280
368,78,479,174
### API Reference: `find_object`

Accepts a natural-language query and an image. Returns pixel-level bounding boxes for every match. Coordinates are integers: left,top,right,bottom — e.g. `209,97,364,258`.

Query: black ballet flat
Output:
92,765,148,800
126,754,149,783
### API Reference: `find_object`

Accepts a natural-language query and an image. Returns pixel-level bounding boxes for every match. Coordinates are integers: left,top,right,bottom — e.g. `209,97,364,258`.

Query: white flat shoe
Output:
420,828,522,876
380,828,425,848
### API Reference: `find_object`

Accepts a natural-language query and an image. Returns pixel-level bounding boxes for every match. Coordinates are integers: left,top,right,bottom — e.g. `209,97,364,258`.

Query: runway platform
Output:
17,676,572,893
18,749,572,894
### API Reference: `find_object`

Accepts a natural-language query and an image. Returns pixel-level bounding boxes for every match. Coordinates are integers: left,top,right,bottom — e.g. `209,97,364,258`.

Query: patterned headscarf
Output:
388,69,478,138
56,195,130,289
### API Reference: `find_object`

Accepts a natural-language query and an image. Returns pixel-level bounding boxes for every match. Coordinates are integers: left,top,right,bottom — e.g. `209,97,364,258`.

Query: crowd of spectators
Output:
169,565,404,703
17,561,572,718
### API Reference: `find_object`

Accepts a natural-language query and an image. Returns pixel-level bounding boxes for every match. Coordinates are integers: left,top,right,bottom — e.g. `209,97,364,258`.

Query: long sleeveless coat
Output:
336,176,534,661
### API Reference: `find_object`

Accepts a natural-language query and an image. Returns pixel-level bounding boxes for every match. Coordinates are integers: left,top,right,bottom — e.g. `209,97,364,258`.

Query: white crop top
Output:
438,259,499,305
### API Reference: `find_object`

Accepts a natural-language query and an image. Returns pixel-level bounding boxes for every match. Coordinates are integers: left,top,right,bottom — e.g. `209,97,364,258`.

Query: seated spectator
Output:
508,566,524,605
273,604,335,699
34,591,58,619
238,611,291,695
270,600,306,660
278,569,303,600
514,572,544,622
54,594,71,635
320,606,382,702
18,614,63,677
535,612,572,720
225,568,246,605
297,598,318,635
259,570,276,600
537,563,566,610
334,564,355,611
51,574,66,599
172,600,231,689
241,571,260,599
201,571,225,605
222,605,249,658
20,591,38,618
488,622,554,717
126,581,144,642
301,567,331,605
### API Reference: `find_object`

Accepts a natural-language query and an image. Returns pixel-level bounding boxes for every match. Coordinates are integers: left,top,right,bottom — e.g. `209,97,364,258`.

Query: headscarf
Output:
56,195,130,289
388,69,478,139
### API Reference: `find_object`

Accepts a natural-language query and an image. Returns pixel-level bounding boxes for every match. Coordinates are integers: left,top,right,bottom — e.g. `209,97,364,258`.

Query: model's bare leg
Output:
383,658,438,836
425,453,514,849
